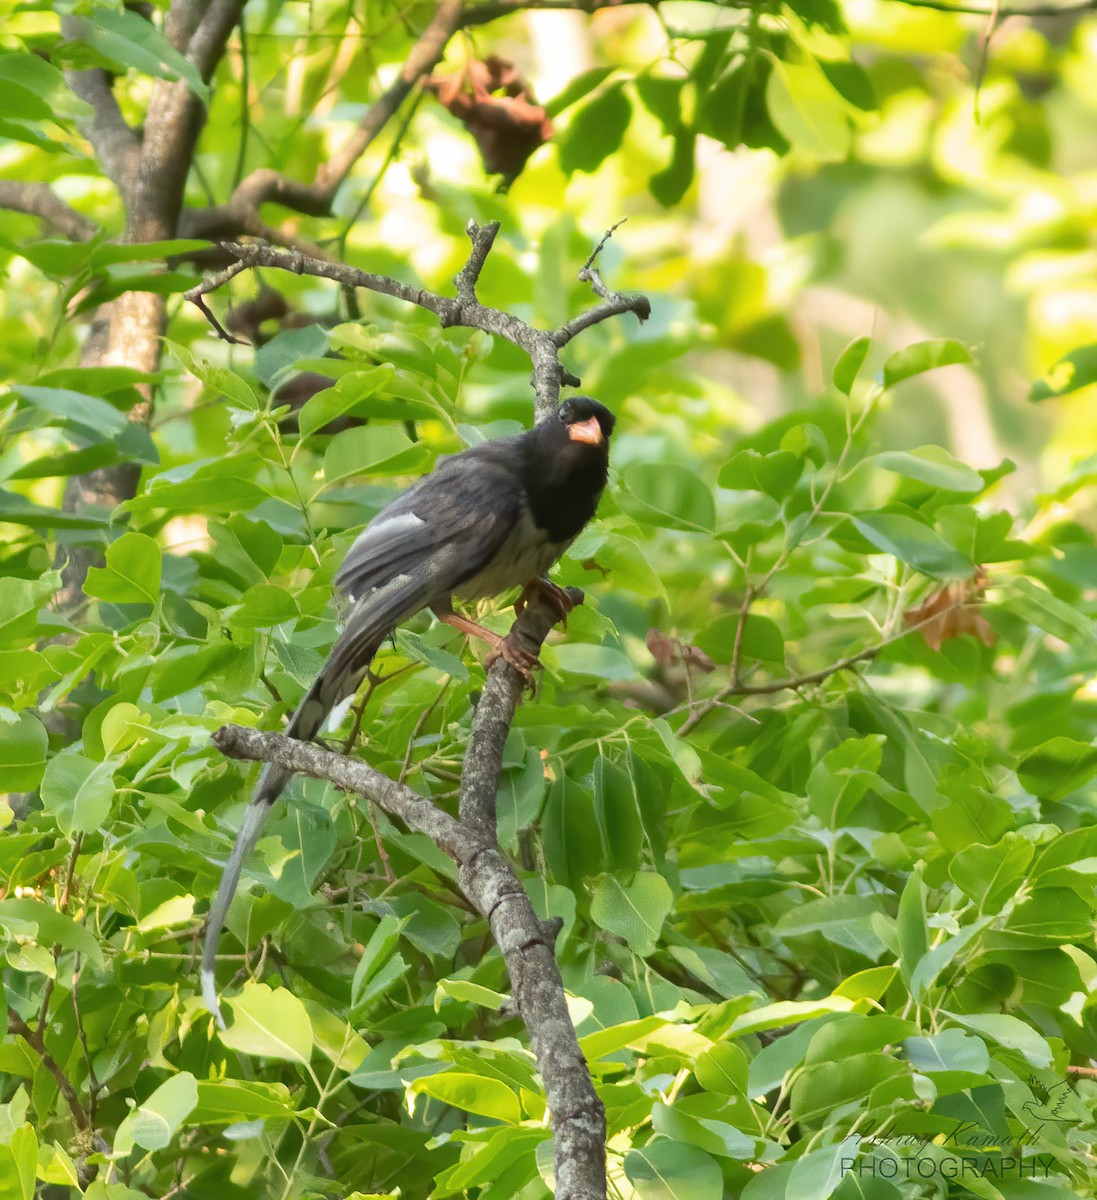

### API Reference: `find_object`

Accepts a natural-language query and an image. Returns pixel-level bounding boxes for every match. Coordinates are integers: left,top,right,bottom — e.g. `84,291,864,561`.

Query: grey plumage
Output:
202,398,615,1026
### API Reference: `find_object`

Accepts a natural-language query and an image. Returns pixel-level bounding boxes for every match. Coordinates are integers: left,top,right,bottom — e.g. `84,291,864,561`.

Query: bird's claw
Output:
487,632,541,691
515,578,576,630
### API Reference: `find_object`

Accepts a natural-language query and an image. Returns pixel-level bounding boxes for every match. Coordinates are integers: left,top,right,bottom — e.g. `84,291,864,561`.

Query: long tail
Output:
201,575,428,1026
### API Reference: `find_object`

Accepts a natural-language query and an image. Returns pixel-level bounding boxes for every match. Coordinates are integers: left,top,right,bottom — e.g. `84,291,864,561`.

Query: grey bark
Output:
213,587,607,1199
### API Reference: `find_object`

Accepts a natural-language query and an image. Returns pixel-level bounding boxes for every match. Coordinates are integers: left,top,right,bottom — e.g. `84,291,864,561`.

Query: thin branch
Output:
729,583,753,691
0,183,98,241
6,1006,91,1130
185,0,461,236
188,224,648,419
678,599,982,735
212,588,606,1200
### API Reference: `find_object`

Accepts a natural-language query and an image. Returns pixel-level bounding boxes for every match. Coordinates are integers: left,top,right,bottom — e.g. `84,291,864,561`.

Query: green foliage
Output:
4,0,1097,1196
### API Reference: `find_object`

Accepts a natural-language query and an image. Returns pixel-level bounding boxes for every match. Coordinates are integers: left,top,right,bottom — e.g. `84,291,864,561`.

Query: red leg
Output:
432,603,539,681
432,604,505,651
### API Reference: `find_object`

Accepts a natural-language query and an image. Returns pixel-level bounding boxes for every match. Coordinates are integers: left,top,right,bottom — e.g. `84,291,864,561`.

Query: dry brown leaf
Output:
425,57,553,185
904,568,996,651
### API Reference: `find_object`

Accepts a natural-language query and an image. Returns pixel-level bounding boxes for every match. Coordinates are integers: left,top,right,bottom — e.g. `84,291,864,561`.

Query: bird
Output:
201,395,616,1024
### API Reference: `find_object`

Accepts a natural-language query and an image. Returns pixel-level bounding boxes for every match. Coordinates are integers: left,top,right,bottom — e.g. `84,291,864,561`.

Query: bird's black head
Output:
557,396,616,447
522,396,614,542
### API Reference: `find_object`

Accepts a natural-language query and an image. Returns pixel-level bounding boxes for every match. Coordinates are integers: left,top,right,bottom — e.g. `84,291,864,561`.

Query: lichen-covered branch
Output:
213,587,607,1200
186,222,649,420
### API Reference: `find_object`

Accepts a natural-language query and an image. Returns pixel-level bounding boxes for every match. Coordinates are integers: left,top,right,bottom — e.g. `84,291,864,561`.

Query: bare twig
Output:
187,224,650,420
678,598,982,735
212,587,606,1200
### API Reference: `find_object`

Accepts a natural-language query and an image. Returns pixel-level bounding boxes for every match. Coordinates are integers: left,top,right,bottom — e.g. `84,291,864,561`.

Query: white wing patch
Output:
325,694,356,733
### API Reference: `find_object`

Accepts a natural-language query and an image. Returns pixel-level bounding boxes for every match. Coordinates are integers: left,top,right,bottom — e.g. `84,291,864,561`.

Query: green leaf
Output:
775,894,887,959
0,899,103,966
624,1140,723,1200
221,982,314,1064
693,1041,749,1095
558,82,632,174
728,997,854,1037
882,339,972,388
694,613,785,667
550,643,638,681
0,490,112,530
998,577,1097,645
765,61,850,161
579,1016,667,1061
589,873,673,957
1,1123,35,1200
1017,738,1097,801
651,1103,756,1159
0,712,48,791
191,1079,298,1124
125,457,271,516
410,1072,521,1124
851,513,972,578
949,833,1034,910
434,979,508,1011
323,426,431,485
833,336,871,395
71,9,209,102
298,365,397,438
874,446,985,493
255,325,330,387
903,1029,989,1074
114,1073,197,1155
896,870,928,989
1029,343,1097,401
14,385,129,438
620,463,715,531
40,752,114,836
718,449,802,498
944,1013,1053,1068
786,1143,849,1200
166,340,259,412
89,240,211,266
807,735,885,827
546,66,617,117
84,533,161,606
351,915,407,1010
230,584,300,631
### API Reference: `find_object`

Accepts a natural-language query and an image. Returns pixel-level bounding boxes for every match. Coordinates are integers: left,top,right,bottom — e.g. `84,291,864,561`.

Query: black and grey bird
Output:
201,396,615,1023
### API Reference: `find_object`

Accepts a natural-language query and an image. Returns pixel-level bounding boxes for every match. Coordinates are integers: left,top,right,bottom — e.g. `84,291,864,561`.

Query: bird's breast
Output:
453,507,567,601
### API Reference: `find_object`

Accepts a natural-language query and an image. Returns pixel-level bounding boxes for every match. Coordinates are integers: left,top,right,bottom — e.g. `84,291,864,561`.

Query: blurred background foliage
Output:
2,0,1097,1197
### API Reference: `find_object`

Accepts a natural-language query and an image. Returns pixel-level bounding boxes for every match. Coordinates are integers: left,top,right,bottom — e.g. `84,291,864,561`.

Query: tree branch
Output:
185,0,461,237
0,182,97,241
6,1006,91,1130
186,222,649,420
677,598,985,735
212,587,606,1200
60,56,142,197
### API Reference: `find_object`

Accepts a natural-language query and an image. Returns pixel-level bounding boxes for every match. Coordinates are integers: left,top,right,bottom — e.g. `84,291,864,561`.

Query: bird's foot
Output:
515,578,576,630
486,631,541,687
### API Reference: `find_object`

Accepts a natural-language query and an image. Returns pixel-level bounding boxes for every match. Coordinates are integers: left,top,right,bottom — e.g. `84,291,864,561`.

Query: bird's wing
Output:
334,442,527,605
